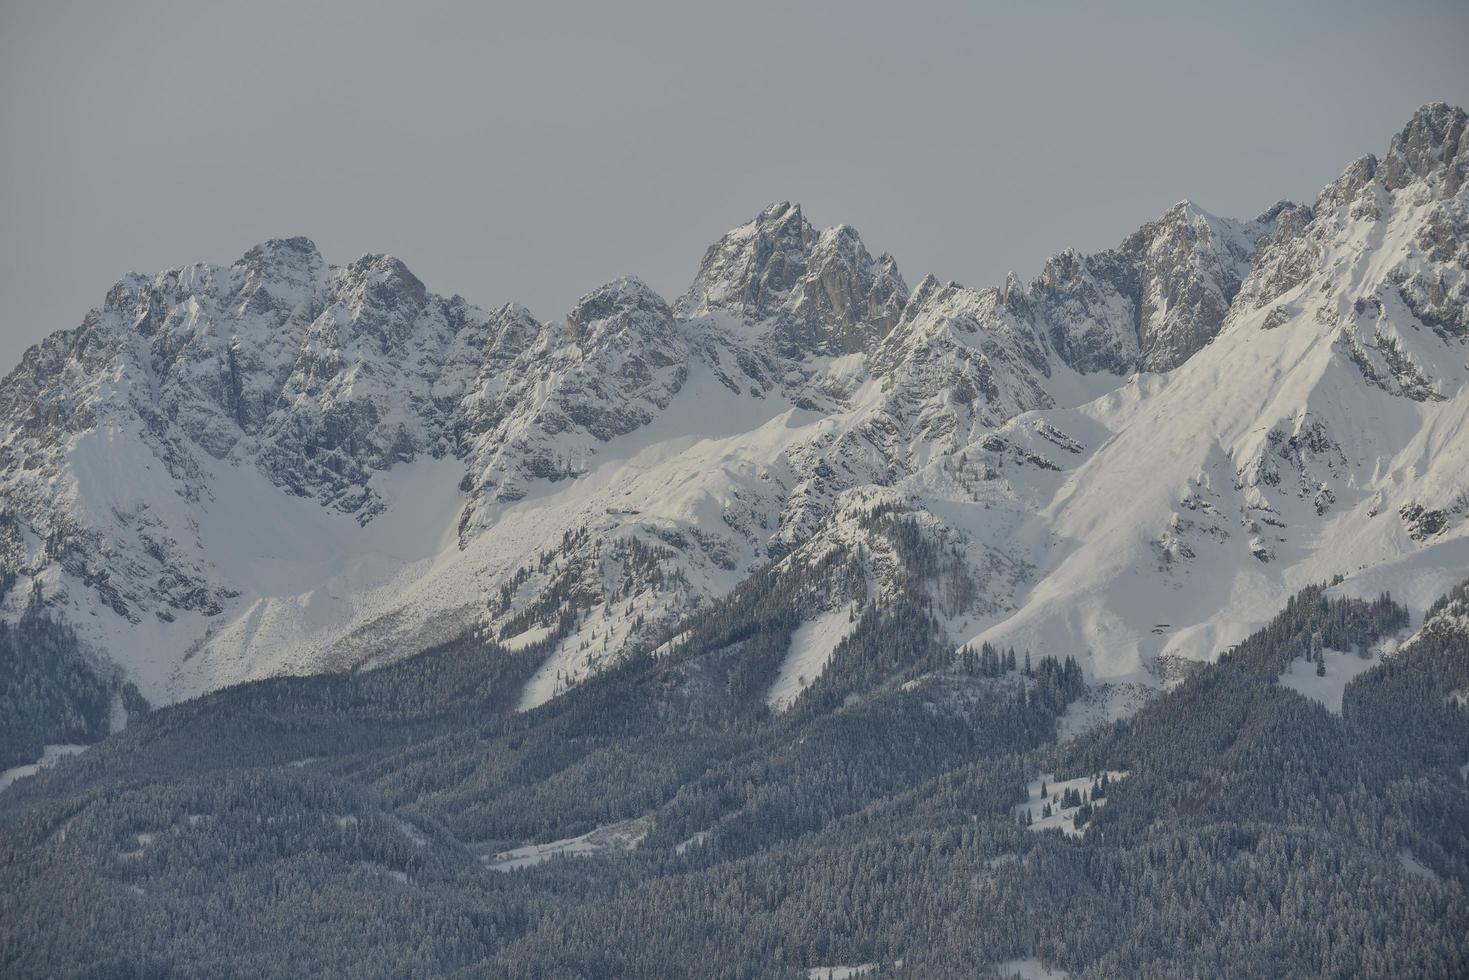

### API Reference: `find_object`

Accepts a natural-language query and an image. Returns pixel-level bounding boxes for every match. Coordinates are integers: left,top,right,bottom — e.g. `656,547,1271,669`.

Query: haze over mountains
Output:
1,102,1466,725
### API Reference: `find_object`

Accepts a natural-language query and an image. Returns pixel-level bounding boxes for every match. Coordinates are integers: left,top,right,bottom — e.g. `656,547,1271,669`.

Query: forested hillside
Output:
2,576,1464,978
0,602,147,770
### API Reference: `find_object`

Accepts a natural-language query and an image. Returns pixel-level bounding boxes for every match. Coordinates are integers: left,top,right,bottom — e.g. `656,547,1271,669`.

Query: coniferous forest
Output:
1,570,1466,978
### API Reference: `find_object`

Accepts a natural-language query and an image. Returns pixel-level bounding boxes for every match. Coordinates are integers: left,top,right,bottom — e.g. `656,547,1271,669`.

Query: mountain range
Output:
1,103,1467,980
1,102,1466,724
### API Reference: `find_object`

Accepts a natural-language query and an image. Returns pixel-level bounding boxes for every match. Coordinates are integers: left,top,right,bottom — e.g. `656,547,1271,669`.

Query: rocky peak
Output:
905,273,944,313
788,225,909,353
1026,247,1137,374
238,236,324,282
453,277,689,522
340,252,431,326
563,277,682,369
567,277,672,343
675,201,815,320
1129,200,1265,371
1315,155,1379,211
1377,102,1467,194
230,237,326,321
1233,104,1469,331
676,203,907,354
1230,200,1316,316
1028,199,1268,374
484,303,542,362
864,274,1056,454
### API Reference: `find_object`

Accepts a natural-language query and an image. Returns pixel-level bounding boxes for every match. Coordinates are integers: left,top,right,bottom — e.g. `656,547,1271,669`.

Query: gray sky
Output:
2,0,1467,370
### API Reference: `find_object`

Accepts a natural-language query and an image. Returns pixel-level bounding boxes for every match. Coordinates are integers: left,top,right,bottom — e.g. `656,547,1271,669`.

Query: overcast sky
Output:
2,0,1467,370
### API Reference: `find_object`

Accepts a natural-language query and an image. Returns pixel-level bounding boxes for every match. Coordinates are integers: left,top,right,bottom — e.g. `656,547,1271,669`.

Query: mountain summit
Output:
675,201,909,354
1,105,1466,720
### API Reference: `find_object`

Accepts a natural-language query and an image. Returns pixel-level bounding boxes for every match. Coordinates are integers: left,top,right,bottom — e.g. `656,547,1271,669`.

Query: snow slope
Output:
947,104,1469,683
1279,649,1385,714
0,104,1464,717
767,608,857,711
0,744,88,793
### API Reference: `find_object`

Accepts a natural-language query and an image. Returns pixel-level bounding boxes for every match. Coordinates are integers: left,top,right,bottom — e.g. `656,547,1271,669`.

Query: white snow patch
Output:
651,628,691,658
1057,682,1155,741
807,966,876,980
1398,850,1439,881
501,623,554,652
483,815,652,871
996,958,1069,980
118,832,156,861
1278,648,1381,714
0,744,89,793
1015,771,1128,838
108,691,129,735
767,609,856,712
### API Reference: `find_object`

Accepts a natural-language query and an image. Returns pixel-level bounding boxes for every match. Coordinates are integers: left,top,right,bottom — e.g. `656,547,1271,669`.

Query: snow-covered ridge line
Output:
0,103,1464,716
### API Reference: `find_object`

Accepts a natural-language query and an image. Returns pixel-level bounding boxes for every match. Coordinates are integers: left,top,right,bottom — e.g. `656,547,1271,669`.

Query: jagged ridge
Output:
0,104,1464,717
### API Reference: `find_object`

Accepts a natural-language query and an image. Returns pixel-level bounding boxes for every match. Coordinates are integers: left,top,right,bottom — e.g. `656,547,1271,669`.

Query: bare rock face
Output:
787,225,909,353
1026,247,1141,375
257,253,467,518
1027,201,1272,375
676,201,816,320
457,276,688,527
1235,103,1469,348
1376,101,1467,195
676,202,909,355
1228,202,1318,319
1127,202,1266,371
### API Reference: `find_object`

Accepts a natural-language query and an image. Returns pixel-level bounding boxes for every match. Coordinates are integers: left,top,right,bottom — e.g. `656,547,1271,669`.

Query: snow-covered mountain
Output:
1,103,1465,717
